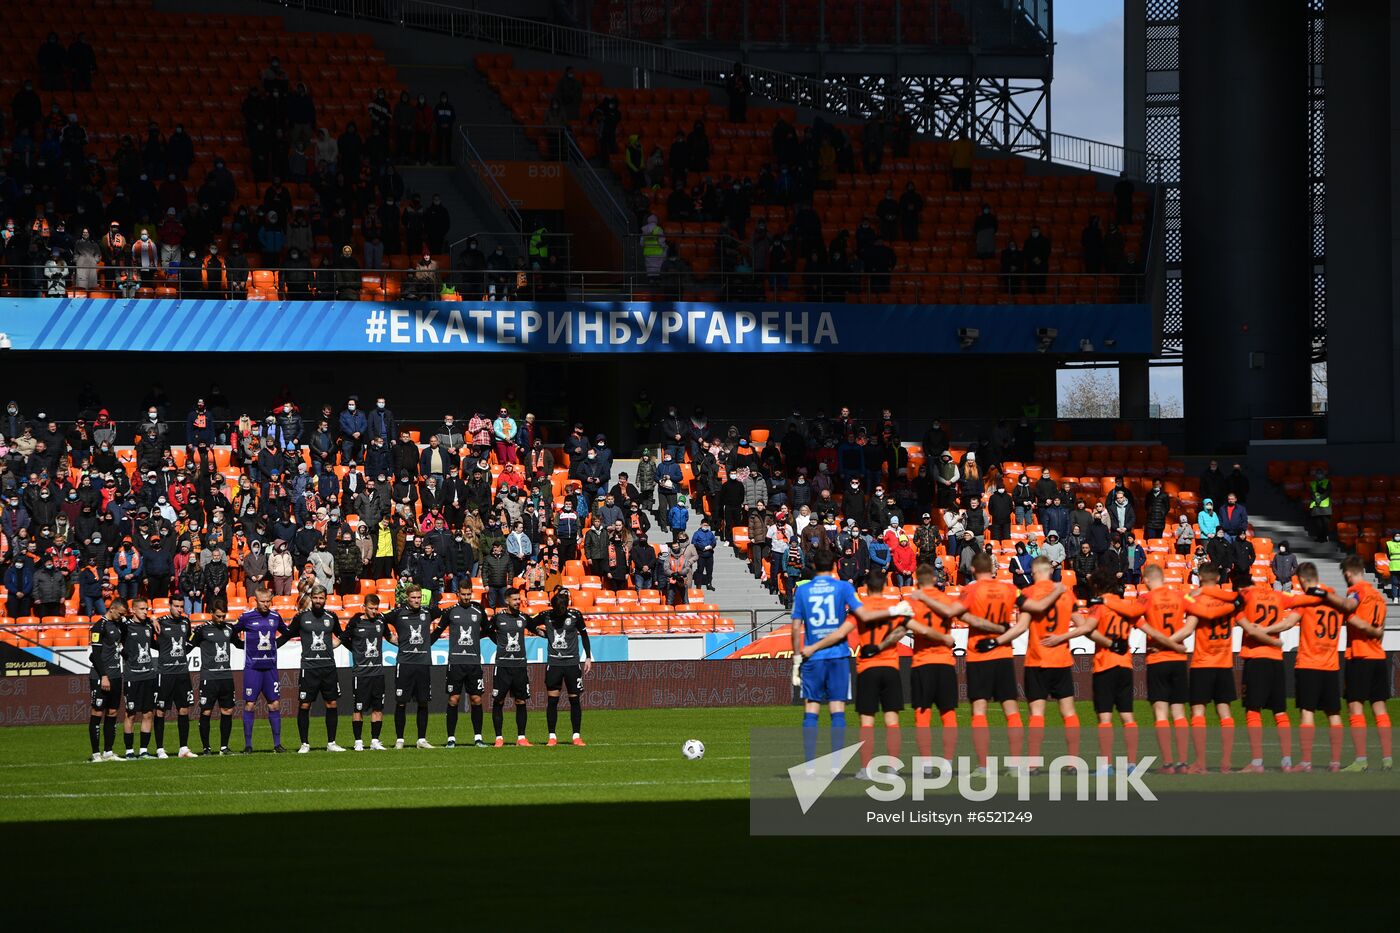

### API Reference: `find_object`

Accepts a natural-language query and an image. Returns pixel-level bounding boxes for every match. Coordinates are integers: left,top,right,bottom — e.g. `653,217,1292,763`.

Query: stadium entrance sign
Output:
0,298,1151,354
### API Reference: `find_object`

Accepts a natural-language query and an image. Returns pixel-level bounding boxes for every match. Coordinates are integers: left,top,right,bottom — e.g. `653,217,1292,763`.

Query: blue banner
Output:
0,298,1151,354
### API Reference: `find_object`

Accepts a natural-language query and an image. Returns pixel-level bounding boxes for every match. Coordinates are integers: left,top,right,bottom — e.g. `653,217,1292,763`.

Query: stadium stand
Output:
476,52,1149,304
0,0,482,301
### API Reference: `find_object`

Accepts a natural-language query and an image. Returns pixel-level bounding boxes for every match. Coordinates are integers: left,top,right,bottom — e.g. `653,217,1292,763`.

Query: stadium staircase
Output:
612,460,785,616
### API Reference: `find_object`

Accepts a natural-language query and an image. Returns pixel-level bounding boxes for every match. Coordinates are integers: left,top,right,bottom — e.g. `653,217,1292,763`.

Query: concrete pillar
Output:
1324,2,1396,444
1120,357,1150,428
1180,2,1311,451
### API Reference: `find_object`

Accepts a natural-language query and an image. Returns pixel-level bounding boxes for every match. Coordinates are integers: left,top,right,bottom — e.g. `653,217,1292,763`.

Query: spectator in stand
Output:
973,203,998,260
1225,463,1250,504
1218,492,1248,542
1023,225,1050,294
987,484,1013,541
1000,238,1023,293
1198,459,1228,507
1081,216,1103,273
1173,513,1195,556
1107,490,1135,540
1198,493,1220,537
1143,479,1170,541
949,132,974,191
725,64,751,122
899,182,924,241
1271,539,1298,593
554,66,582,122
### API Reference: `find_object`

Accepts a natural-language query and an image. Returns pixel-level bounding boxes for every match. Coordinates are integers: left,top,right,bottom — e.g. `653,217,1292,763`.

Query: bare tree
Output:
1058,368,1120,419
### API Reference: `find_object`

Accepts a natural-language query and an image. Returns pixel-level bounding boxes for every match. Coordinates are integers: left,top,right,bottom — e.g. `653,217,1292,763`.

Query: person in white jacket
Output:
268,541,295,596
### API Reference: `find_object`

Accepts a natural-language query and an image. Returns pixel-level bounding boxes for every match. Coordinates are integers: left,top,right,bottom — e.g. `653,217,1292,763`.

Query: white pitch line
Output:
0,753,748,788
0,776,748,802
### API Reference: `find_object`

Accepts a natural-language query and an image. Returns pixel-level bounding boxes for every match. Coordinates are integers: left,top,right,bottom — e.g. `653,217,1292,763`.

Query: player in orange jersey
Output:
1252,563,1341,771
1054,570,1139,774
1161,566,1248,773
926,553,1065,776
1310,555,1392,772
1002,557,1080,771
899,563,961,767
1196,577,1300,772
1100,564,1198,773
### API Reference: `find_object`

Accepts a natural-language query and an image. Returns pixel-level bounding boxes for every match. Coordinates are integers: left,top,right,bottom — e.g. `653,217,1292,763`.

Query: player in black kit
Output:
486,588,538,747
87,598,128,761
343,594,390,751
190,601,238,755
291,586,347,753
385,587,440,749
433,579,488,747
534,587,593,746
120,598,158,759
152,599,197,758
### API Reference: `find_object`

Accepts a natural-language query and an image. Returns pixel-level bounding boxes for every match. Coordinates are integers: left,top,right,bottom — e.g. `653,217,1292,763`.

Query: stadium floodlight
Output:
1036,327,1058,353
957,327,979,350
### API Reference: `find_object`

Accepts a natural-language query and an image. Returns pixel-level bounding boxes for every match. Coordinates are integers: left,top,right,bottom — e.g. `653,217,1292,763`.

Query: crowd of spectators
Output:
0,38,487,299
0,384,1268,622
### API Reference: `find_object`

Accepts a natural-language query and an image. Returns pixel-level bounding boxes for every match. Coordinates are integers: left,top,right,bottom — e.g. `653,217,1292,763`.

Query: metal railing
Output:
702,608,792,659
0,264,1146,304
262,0,1153,179
589,0,1051,52
456,123,524,236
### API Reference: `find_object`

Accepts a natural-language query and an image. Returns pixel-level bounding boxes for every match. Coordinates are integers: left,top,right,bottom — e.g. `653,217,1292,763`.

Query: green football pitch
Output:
2,702,1396,925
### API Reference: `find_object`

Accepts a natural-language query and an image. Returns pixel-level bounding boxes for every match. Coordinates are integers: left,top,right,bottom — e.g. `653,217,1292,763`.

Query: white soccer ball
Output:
681,739,705,760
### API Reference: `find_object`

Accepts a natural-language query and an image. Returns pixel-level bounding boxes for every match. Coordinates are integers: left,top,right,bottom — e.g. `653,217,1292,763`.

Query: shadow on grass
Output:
6,798,1388,924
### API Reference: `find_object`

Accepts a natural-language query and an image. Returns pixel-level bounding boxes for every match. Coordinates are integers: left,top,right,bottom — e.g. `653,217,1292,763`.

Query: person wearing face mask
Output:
485,243,512,299
73,227,100,290
280,247,312,299
973,202,998,259
131,227,158,285
1197,498,1220,538
409,250,440,300
1269,539,1299,595
1023,225,1050,294
424,193,450,253
338,398,367,463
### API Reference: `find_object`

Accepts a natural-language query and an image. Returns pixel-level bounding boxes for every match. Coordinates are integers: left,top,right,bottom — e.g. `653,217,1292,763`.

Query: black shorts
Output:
1295,667,1341,714
965,658,1017,703
298,667,342,704
1092,667,1134,714
447,663,486,698
394,665,431,704
545,665,584,695
154,671,195,711
910,664,958,712
492,665,531,702
1344,658,1392,704
89,677,121,711
353,674,386,712
1241,657,1286,712
1188,666,1237,706
855,666,904,716
124,679,156,714
1146,661,1188,705
1024,666,1075,702
198,678,236,710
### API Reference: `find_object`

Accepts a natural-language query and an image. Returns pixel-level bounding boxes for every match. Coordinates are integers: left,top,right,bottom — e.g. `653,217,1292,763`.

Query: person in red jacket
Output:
890,532,917,587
